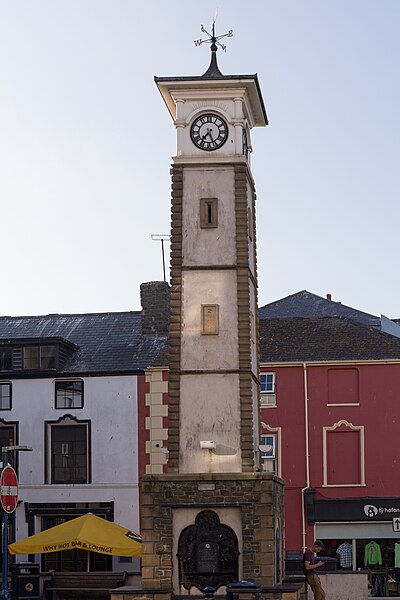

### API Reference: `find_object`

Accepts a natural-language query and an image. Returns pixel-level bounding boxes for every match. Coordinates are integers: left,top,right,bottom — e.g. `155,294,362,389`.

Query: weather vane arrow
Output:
194,10,233,53
194,11,233,77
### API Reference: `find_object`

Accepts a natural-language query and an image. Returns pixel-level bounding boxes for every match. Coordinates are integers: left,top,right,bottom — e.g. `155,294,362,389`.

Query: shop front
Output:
305,490,400,597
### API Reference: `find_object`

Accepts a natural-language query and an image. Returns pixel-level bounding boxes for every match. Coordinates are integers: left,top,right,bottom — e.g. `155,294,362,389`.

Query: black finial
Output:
194,18,233,78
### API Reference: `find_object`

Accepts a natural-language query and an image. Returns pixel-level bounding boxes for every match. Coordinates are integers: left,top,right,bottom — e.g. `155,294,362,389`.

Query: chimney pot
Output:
326,294,332,301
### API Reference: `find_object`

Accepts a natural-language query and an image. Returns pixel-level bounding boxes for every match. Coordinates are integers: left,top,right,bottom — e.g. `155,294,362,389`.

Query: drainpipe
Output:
301,363,311,551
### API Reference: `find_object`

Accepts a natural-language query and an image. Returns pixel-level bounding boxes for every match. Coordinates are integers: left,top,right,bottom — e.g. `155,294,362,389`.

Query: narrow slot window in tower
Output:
200,198,218,228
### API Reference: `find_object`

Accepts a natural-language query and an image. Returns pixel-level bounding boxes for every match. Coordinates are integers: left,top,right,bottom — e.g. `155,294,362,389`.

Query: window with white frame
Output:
260,372,276,406
260,434,276,459
260,433,277,474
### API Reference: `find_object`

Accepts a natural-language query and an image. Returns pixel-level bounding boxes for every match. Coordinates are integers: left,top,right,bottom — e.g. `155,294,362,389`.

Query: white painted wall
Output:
181,270,239,371
179,374,241,473
6,375,140,566
176,98,237,157
182,167,236,267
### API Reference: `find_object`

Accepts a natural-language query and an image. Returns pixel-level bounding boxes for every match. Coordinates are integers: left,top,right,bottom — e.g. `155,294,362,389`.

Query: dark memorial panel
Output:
197,542,220,573
178,510,239,591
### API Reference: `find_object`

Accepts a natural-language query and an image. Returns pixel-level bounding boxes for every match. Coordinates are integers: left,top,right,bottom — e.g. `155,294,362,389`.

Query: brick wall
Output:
141,472,284,592
140,282,170,336
144,369,169,475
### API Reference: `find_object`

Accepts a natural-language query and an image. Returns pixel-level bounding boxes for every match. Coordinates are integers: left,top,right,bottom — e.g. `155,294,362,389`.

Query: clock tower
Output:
155,37,267,475
140,30,285,596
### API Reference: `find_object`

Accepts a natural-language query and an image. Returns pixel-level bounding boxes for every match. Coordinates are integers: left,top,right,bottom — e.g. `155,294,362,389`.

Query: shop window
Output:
260,372,276,407
55,381,84,409
323,420,365,486
327,368,359,405
318,539,354,569
46,416,90,484
0,383,11,410
321,538,398,576
357,539,393,571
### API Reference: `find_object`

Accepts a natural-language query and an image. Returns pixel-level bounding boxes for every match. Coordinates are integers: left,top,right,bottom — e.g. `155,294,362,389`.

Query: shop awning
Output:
8,513,142,557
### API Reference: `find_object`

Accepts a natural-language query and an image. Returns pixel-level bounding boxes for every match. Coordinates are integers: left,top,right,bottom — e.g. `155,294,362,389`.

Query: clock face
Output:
190,113,228,151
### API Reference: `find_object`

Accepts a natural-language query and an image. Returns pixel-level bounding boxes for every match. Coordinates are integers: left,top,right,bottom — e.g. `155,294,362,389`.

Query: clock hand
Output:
202,128,214,142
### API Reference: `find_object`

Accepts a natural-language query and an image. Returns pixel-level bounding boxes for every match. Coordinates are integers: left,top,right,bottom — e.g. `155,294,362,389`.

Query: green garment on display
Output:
364,541,382,566
395,543,400,568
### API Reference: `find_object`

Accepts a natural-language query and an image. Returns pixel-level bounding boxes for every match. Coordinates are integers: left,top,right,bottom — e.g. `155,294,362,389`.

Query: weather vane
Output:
194,10,233,53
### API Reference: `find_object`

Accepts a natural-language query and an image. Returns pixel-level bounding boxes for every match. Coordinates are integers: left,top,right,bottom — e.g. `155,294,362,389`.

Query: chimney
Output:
326,294,332,301
140,281,170,336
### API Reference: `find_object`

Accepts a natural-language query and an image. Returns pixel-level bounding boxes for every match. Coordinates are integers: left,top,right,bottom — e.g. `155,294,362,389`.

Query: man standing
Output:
303,540,326,600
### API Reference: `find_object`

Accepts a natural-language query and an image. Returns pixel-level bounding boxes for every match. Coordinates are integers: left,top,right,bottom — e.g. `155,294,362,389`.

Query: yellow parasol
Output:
8,513,142,557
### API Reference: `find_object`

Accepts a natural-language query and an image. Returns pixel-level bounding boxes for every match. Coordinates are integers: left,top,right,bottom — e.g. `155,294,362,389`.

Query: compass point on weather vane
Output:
193,13,233,78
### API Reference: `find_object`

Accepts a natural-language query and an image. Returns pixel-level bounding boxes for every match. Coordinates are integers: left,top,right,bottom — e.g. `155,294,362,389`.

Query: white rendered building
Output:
0,282,169,572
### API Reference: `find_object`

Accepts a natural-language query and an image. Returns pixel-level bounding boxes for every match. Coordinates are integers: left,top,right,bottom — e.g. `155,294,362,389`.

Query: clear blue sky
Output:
1,1,399,318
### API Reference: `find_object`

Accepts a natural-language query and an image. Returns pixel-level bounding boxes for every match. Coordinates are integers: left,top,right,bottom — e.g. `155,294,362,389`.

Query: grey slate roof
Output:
259,316,400,363
0,312,168,376
258,290,380,327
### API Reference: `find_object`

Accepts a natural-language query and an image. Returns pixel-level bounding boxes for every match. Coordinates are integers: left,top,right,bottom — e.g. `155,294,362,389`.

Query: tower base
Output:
140,472,284,595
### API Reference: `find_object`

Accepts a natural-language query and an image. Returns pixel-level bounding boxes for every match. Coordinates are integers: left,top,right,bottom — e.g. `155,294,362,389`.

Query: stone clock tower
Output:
140,34,285,597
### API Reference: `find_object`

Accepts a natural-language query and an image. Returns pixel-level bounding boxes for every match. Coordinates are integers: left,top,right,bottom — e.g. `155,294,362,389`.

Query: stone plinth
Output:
141,472,284,594
319,572,369,600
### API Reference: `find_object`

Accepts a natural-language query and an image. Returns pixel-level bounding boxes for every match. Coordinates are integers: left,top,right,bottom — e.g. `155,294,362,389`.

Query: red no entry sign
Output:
0,465,19,514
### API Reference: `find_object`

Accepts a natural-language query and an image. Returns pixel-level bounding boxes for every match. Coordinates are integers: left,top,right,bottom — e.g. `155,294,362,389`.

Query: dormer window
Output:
23,345,57,369
0,349,12,371
0,338,78,372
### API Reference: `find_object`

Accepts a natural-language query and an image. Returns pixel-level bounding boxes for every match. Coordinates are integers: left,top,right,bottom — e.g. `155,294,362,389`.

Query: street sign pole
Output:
0,450,10,600
0,446,31,600
1,508,9,600
0,462,18,600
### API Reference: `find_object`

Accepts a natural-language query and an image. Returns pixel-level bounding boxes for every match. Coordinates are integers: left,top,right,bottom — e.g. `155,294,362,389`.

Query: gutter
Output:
301,362,311,552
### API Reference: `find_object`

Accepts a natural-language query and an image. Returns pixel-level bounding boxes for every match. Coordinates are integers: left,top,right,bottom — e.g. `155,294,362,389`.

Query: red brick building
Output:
259,291,400,574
